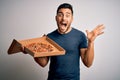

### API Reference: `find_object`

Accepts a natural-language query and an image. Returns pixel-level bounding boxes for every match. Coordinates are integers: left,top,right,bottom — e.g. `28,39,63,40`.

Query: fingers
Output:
98,24,105,34
97,31,104,36
85,30,89,35
85,24,105,36
86,24,105,33
95,24,105,31
93,24,105,36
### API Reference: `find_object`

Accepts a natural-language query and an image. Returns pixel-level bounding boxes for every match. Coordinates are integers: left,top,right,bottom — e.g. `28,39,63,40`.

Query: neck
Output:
58,27,72,34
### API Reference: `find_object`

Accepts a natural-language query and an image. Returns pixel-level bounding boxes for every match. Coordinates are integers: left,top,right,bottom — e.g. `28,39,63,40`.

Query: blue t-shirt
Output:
47,28,88,80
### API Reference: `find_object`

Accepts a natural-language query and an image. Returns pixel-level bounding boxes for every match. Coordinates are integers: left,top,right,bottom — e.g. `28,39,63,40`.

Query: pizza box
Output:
8,35,66,57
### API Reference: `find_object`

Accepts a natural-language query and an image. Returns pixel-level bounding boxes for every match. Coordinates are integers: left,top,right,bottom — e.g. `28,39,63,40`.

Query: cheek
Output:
69,16,73,21
70,17,73,22
56,18,61,24
67,19,72,25
56,16,61,21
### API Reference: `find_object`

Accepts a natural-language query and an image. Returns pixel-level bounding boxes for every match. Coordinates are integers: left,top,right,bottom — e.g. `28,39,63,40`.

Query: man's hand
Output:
34,57,49,67
86,24,105,43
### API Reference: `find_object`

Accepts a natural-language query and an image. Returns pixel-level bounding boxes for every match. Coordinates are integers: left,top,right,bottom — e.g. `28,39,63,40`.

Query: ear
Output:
71,16,73,22
55,16,57,21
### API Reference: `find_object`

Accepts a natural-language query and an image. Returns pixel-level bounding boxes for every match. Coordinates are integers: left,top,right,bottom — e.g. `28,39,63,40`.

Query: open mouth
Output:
58,22,70,33
61,23,67,27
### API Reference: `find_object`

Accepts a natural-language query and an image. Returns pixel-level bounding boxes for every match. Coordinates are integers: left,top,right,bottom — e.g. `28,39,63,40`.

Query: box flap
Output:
8,39,22,54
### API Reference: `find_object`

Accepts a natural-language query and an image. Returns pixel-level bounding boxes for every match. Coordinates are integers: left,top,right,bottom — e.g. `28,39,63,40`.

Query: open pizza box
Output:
8,35,66,57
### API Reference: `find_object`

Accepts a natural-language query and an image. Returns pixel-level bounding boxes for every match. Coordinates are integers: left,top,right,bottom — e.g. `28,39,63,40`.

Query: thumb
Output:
85,30,89,35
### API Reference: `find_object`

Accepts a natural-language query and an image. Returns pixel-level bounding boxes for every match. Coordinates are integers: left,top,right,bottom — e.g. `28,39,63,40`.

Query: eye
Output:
57,13,63,17
66,14,70,18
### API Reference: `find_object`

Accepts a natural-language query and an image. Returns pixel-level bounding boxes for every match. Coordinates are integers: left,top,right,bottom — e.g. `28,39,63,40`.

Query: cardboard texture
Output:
8,35,66,57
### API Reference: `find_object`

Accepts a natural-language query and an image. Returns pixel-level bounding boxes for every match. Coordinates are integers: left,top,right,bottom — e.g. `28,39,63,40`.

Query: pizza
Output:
25,42,54,53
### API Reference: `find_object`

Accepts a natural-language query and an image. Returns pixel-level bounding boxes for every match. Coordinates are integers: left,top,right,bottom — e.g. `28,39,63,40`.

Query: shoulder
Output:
72,28,86,36
47,29,59,38
47,29,57,35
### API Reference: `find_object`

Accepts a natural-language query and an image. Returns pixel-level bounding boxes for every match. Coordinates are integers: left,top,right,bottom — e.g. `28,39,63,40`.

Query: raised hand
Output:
86,24,105,43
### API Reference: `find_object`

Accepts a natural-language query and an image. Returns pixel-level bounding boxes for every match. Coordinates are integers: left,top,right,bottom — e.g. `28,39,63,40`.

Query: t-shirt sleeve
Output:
79,33,88,49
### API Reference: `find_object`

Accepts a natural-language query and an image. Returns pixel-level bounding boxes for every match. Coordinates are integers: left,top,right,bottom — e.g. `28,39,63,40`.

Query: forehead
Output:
58,8,72,14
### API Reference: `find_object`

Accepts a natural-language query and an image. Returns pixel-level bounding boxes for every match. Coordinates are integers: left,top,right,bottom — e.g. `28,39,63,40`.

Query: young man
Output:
26,3,104,80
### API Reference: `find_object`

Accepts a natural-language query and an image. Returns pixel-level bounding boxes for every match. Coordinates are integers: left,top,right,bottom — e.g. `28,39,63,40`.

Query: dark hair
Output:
57,3,73,15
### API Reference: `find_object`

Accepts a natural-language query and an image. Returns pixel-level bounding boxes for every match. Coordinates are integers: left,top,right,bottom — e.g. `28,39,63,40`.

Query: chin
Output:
59,30,66,34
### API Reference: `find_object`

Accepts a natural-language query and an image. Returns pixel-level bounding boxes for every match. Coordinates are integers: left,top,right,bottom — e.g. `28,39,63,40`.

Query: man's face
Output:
56,8,73,34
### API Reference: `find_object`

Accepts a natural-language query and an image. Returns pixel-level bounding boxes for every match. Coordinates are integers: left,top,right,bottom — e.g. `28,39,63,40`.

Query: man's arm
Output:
81,24,105,68
21,47,49,67
81,42,94,67
34,57,49,67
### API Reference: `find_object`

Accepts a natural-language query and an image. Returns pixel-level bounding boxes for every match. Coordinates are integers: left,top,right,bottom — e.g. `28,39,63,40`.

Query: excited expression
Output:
56,8,73,34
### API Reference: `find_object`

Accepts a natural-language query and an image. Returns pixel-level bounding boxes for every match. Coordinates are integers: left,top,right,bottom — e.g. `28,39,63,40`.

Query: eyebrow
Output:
58,12,71,15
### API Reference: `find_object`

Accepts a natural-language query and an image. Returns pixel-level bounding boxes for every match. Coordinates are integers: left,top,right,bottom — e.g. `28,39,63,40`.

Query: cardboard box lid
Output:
8,35,66,57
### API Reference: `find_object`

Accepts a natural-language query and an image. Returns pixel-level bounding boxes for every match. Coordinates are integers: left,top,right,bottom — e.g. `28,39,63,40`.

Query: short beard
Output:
58,25,71,34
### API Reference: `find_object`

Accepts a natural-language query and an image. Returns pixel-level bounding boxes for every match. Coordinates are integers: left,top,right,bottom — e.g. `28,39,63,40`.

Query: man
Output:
24,3,105,80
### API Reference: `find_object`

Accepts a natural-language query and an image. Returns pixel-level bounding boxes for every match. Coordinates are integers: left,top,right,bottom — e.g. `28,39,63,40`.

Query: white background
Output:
0,0,120,80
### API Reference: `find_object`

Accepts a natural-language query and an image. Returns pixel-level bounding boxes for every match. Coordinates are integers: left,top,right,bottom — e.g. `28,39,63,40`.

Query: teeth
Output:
64,24,67,26
60,22,67,27
62,23,67,26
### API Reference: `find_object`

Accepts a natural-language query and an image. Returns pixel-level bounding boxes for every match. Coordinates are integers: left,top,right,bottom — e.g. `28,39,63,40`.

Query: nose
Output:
62,15,66,21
